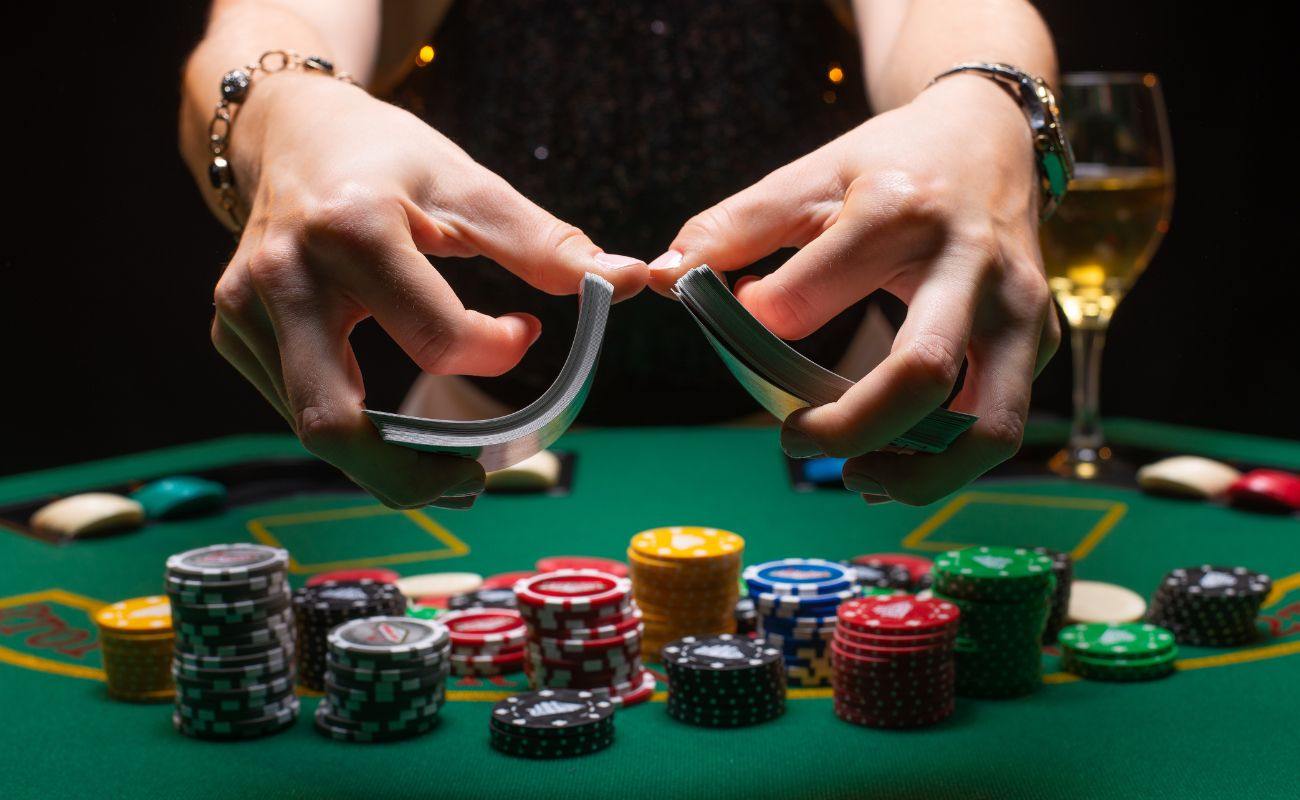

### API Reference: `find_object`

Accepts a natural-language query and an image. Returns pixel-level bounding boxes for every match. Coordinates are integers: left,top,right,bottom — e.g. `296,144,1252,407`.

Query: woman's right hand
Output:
210,73,649,508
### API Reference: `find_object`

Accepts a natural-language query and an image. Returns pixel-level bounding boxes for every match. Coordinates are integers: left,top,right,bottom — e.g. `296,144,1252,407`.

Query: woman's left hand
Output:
649,76,1060,505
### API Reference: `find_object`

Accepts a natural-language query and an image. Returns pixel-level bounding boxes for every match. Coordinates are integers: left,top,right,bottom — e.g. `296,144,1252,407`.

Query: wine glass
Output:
1039,73,1175,479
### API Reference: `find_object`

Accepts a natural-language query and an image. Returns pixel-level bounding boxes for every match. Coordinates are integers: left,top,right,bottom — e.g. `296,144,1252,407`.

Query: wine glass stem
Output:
1068,322,1108,455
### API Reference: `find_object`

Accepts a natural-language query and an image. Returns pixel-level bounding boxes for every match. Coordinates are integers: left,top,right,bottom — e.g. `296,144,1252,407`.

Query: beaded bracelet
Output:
206,50,356,233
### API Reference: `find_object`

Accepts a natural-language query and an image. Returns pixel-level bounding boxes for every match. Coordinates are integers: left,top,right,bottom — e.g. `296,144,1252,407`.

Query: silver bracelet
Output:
206,50,357,234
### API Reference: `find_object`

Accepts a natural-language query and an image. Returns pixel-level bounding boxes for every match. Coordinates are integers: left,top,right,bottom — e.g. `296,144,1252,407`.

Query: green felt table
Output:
2,419,1298,800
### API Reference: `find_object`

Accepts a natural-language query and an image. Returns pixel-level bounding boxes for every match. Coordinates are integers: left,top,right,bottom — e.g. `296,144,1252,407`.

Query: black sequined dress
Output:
396,0,871,424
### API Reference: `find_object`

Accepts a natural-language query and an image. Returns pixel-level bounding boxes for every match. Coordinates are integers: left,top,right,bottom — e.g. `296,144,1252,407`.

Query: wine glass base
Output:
1048,444,1125,481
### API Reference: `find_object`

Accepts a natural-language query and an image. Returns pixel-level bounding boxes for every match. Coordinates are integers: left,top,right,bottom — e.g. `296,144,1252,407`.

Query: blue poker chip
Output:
752,588,854,617
801,457,848,486
744,559,855,598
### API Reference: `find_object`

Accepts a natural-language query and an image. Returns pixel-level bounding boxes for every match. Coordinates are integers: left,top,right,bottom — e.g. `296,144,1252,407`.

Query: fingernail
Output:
430,495,477,511
648,250,684,271
843,470,886,496
444,474,485,498
862,494,894,505
781,426,822,459
593,253,644,270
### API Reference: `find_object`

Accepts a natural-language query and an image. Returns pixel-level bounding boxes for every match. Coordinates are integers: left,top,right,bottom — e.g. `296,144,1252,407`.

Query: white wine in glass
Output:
1039,73,1175,478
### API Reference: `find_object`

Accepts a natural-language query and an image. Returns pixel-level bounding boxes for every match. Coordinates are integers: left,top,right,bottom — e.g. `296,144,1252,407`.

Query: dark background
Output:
2,2,1294,476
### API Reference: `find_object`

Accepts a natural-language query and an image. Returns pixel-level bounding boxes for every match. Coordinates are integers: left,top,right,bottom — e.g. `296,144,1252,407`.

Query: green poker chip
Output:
1058,623,1175,659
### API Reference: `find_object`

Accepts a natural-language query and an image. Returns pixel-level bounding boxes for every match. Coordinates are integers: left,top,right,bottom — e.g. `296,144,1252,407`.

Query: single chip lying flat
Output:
1136,456,1241,499
30,493,145,538
131,475,227,520
485,450,562,492
1067,580,1147,624
396,572,484,599
1226,469,1300,513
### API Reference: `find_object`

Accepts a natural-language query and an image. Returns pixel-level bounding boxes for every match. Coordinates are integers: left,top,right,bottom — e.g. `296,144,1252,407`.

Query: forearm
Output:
179,0,382,224
855,0,1057,113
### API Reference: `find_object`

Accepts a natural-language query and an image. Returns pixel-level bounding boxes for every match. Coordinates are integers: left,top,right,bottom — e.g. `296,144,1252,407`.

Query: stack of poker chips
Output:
1058,622,1178,682
94,596,175,702
515,570,655,707
1032,547,1074,644
733,597,758,636
746,558,857,687
831,595,959,728
847,553,934,593
489,689,616,759
166,543,298,740
1145,565,1271,646
626,526,744,657
315,616,450,742
292,579,407,690
662,634,786,727
932,546,1054,699
447,587,519,610
439,608,527,676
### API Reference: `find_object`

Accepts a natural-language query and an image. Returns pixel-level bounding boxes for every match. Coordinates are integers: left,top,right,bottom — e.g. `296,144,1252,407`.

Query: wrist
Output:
914,73,1031,147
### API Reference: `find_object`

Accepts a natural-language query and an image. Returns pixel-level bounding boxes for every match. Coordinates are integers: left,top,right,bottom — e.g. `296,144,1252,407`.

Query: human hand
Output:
649,76,1059,505
210,74,648,508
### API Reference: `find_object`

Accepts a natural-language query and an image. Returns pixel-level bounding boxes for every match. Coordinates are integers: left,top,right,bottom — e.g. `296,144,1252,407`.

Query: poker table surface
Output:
2,418,1298,800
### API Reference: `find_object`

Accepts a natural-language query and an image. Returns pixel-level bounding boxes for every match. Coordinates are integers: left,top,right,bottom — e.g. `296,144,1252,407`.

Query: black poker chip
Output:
490,689,615,734
662,635,786,728
1145,565,1270,647
844,561,912,590
292,582,409,690
1031,547,1073,643
447,588,518,610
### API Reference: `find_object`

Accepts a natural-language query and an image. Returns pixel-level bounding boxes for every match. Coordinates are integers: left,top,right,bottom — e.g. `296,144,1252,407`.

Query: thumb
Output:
647,161,841,294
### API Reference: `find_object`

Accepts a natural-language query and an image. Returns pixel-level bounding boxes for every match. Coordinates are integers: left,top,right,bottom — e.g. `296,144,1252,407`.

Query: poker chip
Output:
489,689,616,759
535,556,629,578
1225,469,1300,513
1144,565,1270,646
95,596,175,702
516,570,651,704
627,527,745,656
396,572,484,600
745,558,855,686
165,544,298,739
314,616,450,743
1058,622,1178,681
292,580,407,690
851,553,934,586
481,571,539,590
439,608,527,677
933,546,1053,699
831,595,959,729
663,635,785,727
1032,547,1074,643
447,588,518,610
1067,580,1146,624
306,568,400,587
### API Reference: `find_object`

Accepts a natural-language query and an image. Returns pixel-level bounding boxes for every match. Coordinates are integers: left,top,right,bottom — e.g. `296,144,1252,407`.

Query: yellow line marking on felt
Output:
247,505,469,573
1264,572,1300,608
0,589,108,681
902,491,1126,563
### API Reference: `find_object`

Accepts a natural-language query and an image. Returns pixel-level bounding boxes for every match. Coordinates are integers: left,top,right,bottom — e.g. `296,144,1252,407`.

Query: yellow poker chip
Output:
630,527,744,561
94,596,173,633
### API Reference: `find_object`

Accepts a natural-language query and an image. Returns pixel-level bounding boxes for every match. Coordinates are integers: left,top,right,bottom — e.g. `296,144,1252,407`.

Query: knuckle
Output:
981,408,1026,460
679,204,734,245
244,239,301,292
212,270,254,320
852,168,947,227
295,405,354,457
302,183,397,254
406,318,459,374
753,280,817,340
899,333,962,394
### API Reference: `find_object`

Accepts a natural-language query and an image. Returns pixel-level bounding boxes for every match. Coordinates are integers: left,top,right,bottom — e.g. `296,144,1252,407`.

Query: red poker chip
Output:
1227,469,1300,513
832,637,953,660
851,553,934,583
450,648,526,666
306,568,400,587
535,556,630,578
829,646,952,673
530,609,643,641
834,628,956,651
517,597,636,628
837,595,959,635
525,645,641,671
412,595,449,609
514,570,632,612
439,609,527,646
481,571,539,590
527,664,641,689
531,627,641,654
